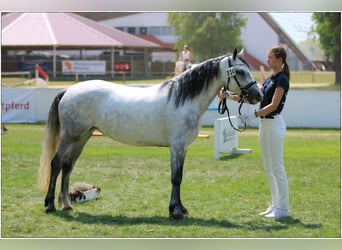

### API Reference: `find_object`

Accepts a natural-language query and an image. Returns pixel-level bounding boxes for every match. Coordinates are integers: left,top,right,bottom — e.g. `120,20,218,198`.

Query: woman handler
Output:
240,45,290,220
225,45,290,220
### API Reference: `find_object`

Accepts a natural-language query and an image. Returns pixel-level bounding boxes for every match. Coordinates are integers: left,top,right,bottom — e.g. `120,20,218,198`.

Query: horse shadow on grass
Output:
52,210,322,236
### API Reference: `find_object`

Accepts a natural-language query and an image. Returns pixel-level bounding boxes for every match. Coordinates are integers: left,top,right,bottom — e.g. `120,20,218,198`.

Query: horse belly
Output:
97,103,170,147
106,127,169,147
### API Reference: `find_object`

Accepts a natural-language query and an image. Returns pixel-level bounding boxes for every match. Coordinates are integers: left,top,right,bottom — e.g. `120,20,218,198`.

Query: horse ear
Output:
238,48,245,57
233,48,238,59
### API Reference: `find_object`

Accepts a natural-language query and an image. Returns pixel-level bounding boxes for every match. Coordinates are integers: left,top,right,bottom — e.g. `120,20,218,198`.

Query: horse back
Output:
58,80,175,146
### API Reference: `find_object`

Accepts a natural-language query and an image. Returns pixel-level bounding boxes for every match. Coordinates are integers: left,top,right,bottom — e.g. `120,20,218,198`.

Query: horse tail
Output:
38,89,67,191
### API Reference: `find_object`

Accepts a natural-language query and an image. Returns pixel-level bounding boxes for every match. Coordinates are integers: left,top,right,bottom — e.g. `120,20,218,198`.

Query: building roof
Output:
2,13,160,49
244,52,269,71
137,34,174,50
75,12,137,21
259,13,310,63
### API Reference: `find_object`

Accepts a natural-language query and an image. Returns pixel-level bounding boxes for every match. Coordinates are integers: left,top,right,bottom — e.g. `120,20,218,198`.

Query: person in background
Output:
225,45,290,220
179,45,192,72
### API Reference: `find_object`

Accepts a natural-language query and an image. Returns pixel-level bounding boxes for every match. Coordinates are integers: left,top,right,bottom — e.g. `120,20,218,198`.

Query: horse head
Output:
220,48,263,104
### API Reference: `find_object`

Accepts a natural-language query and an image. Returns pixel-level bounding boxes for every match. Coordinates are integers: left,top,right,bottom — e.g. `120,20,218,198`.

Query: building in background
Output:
99,13,178,65
95,12,324,71
2,12,326,79
1,13,161,78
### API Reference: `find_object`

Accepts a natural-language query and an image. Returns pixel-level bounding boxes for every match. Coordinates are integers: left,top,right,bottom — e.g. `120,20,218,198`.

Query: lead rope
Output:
218,91,247,132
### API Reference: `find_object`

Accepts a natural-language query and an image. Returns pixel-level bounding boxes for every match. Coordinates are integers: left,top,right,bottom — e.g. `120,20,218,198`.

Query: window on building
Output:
139,27,147,34
127,27,136,34
150,26,173,36
161,27,173,35
150,27,161,36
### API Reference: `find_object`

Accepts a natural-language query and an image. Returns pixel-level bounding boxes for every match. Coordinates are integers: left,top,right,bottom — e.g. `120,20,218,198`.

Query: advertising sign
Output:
114,62,131,72
2,89,36,123
62,60,106,75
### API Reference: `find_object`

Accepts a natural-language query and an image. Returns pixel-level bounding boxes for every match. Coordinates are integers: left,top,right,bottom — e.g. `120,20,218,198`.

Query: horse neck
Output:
197,78,223,114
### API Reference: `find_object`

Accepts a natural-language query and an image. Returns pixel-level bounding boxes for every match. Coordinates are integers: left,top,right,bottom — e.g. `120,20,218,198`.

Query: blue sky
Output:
269,13,314,43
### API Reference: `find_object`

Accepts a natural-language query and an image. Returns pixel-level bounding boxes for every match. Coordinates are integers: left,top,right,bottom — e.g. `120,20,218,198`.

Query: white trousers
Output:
259,115,289,211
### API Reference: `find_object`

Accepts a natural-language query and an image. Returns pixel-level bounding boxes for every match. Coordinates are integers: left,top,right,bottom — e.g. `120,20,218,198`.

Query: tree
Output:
168,13,247,62
311,12,341,85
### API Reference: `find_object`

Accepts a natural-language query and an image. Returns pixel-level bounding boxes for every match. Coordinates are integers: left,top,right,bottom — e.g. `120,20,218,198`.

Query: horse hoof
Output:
170,207,185,220
181,206,189,215
171,213,184,220
45,207,56,213
63,206,73,211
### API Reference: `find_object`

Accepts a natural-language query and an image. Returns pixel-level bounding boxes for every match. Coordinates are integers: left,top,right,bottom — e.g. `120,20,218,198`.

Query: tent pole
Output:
111,47,114,78
53,46,56,78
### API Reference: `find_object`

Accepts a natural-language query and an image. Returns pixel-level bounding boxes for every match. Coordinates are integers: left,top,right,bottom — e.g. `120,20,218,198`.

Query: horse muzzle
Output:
246,86,263,104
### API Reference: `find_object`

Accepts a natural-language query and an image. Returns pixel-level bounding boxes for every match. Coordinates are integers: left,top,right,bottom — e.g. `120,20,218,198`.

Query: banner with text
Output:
62,60,106,75
2,89,36,123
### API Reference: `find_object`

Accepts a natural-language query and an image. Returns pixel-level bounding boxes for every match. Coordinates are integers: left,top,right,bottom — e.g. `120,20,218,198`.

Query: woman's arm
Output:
255,87,284,117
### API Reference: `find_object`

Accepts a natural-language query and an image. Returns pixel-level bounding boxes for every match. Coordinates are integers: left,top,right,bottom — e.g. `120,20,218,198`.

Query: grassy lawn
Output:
1,124,340,238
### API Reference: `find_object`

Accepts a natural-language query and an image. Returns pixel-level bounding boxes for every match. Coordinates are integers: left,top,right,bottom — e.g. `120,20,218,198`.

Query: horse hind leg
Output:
44,133,91,213
58,158,75,211
57,132,93,211
44,148,76,213
44,154,63,213
44,154,75,212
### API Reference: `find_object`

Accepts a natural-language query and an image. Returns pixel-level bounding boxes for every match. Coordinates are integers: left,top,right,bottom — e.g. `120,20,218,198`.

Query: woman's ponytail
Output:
283,61,290,80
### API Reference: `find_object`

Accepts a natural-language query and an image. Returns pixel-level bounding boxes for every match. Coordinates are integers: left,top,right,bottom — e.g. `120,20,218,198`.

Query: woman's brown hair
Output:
270,46,291,80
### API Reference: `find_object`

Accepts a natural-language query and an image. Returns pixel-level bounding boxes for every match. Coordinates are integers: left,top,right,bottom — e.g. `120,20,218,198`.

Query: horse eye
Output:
236,69,245,75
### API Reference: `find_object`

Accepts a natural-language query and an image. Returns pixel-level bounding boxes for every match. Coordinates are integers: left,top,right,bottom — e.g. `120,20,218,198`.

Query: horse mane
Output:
161,55,226,107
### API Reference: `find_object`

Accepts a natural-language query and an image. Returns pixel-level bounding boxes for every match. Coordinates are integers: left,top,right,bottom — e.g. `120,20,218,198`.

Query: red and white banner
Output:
1,89,36,123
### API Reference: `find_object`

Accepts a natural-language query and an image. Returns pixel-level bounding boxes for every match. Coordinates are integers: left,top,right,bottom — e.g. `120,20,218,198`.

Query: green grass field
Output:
1,124,340,238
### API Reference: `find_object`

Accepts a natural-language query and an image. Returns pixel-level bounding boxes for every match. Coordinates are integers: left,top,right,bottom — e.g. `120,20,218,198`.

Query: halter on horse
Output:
218,51,259,131
39,48,262,220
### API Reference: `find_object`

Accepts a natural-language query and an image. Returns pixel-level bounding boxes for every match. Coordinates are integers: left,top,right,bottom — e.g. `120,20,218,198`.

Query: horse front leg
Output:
169,145,188,220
